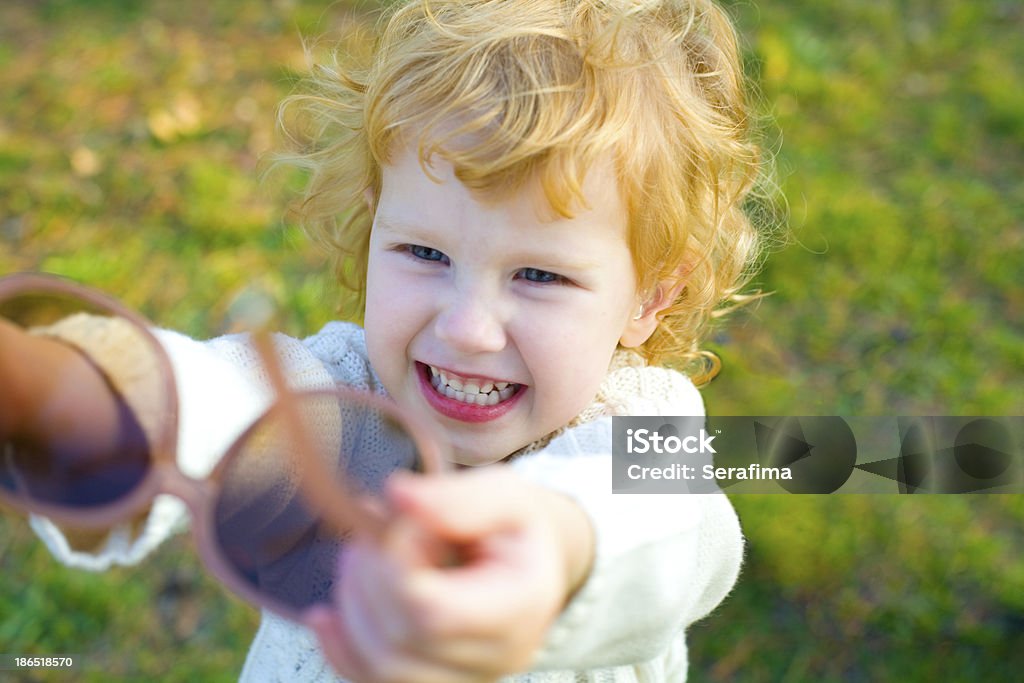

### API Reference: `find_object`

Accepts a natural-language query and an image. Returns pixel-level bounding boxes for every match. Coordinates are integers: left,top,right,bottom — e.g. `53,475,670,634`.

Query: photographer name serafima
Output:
626,462,793,483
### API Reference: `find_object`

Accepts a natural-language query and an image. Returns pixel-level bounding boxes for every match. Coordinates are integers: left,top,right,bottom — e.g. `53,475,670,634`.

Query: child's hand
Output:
1,316,149,547
0,317,132,463
304,467,595,683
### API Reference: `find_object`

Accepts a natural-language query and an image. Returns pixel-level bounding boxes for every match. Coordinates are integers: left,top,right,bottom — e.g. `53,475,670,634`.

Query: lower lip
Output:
416,363,524,423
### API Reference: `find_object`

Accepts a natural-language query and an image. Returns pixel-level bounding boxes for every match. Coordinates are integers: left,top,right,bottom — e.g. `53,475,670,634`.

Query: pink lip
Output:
416,362,524,423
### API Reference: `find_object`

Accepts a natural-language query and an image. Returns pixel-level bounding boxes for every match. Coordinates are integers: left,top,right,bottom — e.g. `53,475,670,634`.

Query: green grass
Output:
1,1,1022,681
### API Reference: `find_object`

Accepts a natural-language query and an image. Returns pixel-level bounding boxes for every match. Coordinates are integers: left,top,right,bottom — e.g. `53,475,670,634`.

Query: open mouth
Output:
419,363,522,407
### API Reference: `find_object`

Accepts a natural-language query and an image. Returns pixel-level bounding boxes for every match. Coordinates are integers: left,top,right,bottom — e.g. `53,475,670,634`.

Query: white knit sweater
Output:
31,321,743,682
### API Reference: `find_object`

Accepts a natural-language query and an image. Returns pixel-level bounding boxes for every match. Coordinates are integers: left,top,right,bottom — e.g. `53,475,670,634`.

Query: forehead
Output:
376,148,629,242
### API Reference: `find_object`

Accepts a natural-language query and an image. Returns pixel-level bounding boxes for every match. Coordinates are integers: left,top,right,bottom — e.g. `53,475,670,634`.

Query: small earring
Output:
633,303,646,321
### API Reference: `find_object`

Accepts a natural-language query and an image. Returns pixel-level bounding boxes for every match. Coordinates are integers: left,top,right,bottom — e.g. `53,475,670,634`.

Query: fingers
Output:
386,468,534,541
386,467,576,602
347,529,512,662
307,561,503,683
306,469,570,682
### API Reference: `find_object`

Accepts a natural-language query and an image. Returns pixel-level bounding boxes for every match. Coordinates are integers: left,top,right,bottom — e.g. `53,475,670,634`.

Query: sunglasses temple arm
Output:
249,331,388,543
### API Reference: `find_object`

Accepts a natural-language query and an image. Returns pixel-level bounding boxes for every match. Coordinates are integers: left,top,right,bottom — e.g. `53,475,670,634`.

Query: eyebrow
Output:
374,215,435,240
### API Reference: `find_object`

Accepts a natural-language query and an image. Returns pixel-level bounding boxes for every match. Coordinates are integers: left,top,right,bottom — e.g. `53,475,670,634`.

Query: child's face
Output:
364,149,643,466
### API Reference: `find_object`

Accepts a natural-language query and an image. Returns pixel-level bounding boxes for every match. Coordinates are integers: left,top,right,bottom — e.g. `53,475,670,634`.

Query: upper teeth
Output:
428,365,516,406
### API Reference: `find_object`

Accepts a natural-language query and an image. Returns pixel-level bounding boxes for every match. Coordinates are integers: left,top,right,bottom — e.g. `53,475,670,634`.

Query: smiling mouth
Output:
421,363,522,406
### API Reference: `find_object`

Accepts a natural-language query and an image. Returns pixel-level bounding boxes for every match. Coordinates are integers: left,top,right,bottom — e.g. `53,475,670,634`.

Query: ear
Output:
619,274,687,348
363,186,376,210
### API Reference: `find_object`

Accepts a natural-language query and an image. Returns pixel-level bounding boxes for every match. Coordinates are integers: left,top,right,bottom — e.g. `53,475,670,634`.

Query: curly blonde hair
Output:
275,0,769,385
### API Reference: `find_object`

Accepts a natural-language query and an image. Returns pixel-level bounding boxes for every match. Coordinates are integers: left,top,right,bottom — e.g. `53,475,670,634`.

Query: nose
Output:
433,288,507,354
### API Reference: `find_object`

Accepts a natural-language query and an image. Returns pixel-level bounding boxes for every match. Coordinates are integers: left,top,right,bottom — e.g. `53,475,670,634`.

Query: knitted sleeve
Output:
507,361,744,674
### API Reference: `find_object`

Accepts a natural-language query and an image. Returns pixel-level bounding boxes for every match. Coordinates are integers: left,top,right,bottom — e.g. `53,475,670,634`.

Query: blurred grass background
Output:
0,0,1021,681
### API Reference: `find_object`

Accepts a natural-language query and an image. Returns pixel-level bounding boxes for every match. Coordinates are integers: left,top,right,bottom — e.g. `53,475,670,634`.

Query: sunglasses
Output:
0,273,446,624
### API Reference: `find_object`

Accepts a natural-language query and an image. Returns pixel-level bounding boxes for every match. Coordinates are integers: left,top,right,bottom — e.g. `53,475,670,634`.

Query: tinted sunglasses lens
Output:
212,392,424,614
0,287,159,508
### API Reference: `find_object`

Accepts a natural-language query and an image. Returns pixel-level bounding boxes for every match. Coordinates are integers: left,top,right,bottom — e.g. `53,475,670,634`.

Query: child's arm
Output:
510,446,743,671
305,397,745,679
305,467,595,683
306,419,742,681
24,324,338,570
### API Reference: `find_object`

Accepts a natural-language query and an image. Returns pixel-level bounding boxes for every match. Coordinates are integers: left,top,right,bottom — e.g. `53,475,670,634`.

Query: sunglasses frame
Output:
0,272,447,623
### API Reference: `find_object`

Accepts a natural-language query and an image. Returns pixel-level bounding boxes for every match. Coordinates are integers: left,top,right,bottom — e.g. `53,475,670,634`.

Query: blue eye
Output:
518,268,565,284
408,245,449,264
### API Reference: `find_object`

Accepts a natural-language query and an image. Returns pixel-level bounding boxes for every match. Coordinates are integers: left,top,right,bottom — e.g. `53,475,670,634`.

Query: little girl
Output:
2,0,766,680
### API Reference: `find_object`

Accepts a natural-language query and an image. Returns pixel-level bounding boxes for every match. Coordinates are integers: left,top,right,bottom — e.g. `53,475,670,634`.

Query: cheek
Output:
533,292,631,354
366,252,410,319
365,266,433,361
515,308,617,401
364,262,409,369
